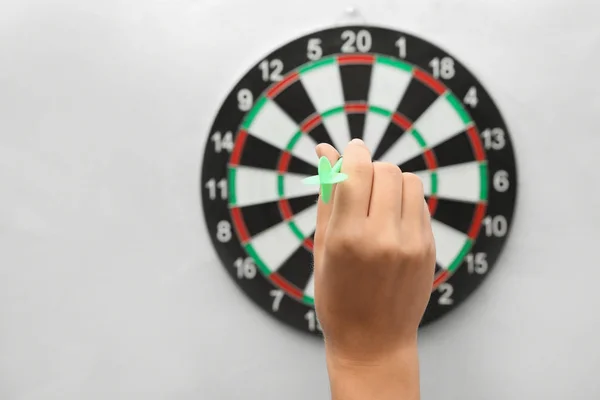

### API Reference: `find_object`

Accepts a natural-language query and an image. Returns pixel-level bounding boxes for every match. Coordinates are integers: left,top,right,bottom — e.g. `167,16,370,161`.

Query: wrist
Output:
325,341,421,400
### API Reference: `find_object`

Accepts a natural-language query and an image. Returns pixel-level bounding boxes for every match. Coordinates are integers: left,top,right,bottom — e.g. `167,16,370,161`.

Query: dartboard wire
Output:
228,52,491,299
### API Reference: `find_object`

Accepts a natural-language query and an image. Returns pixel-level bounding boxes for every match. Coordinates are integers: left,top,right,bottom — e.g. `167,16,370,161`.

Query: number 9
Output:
237,89,253,112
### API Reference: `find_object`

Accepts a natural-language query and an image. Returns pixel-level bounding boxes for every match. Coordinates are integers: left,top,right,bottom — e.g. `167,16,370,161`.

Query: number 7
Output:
270,290,284,312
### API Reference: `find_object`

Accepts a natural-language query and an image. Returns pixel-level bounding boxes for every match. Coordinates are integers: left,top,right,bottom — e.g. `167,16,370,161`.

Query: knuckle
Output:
402,172,424,194
402,172,422,185
375,240,402,263
327,230,363,257
373,161,402,182
352,157,373,175
399,238,429,260
374,161,401,175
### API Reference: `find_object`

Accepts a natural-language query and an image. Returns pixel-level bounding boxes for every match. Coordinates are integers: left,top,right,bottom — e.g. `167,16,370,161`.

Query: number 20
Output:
341,29,372,53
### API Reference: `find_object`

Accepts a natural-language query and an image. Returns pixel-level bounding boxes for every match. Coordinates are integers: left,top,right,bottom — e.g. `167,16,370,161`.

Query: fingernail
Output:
351,138,364,146
315,144,322,157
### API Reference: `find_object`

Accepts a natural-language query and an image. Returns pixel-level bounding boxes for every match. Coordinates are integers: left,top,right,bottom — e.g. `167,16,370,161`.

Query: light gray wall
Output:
1,0,599,399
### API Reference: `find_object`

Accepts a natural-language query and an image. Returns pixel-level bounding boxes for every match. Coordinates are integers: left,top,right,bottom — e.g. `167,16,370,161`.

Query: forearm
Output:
326,344,421,400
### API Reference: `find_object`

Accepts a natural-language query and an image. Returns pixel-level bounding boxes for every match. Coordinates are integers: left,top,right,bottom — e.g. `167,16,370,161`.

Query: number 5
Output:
307,38,322,60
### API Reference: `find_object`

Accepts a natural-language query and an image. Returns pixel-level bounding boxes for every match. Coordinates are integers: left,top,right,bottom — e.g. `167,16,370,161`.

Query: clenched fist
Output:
313,139,436,400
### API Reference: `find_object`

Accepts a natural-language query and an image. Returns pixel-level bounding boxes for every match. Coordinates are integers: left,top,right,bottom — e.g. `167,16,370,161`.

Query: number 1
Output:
395,37,407,58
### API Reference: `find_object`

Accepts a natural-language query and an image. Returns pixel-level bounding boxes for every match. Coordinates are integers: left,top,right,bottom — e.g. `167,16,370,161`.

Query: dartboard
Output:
201,25,518,335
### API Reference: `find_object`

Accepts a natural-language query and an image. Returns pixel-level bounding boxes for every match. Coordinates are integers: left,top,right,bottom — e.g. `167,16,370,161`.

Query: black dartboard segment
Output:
201,25,518,335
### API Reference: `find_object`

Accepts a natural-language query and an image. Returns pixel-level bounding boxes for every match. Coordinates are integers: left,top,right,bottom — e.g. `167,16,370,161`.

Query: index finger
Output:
314,143,341,249
331,139,373,222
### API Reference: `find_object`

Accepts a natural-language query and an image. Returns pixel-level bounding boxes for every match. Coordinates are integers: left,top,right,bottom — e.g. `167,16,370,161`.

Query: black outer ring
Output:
200,25,518,336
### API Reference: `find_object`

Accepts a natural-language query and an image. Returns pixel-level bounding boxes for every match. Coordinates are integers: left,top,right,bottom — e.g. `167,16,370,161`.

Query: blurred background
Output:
1,0,599,399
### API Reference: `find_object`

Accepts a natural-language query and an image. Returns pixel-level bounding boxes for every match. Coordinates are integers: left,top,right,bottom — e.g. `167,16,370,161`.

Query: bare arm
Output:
327,342,420,400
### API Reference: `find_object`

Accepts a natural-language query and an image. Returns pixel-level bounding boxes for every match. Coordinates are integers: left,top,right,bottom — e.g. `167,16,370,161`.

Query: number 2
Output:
437,283,454,305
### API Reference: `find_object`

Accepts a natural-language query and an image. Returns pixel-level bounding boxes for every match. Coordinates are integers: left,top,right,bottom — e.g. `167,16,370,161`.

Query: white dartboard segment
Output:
435,161,482,203
367,61,412,111
377,130,424,166
246,99,298,150
282,173,320,199
431,219,470,270
412,95,469,150
231,166,282,208
362,111,392,154
292,204,318,240
249,221,304,273
300,64,351,152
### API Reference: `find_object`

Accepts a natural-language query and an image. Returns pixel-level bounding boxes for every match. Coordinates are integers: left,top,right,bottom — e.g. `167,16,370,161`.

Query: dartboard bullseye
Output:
201,25,518,335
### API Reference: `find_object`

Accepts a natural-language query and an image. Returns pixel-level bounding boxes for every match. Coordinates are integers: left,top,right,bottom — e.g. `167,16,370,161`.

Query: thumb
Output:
314,143,340,253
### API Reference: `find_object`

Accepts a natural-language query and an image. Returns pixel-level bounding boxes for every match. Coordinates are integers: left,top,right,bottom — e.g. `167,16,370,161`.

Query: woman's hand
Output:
313,139,436,400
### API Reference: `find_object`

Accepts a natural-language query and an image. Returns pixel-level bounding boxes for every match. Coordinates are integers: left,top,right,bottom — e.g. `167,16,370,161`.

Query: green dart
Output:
302,156,348,203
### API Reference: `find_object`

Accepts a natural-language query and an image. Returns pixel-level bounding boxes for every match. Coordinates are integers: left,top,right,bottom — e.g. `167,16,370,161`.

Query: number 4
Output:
464,86,478,107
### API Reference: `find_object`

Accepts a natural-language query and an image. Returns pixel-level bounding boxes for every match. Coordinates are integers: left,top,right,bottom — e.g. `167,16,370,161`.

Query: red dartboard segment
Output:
337,54,375,64
277,151,292,173
229,130,248,166
433,270,450,288
344,102,369,113
302,238,314,251
277,199,294,220
230,207,250,244
468,202,487,240
413,67,447,95
423,149,438,170
300,114,322,133
467,125,486,161
267,72,299,98
427,196,438,216
270,273,304,300
391,113,412,131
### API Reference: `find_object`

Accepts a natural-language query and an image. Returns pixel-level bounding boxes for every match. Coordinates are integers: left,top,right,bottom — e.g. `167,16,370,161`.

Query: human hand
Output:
313,139,436,366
